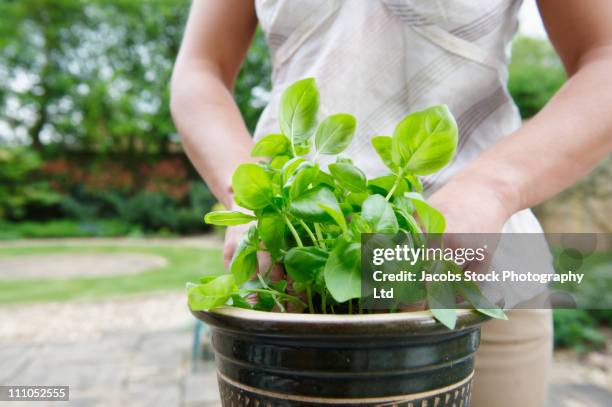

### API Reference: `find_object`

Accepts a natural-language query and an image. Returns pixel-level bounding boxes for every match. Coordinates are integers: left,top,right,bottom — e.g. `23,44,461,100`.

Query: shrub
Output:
0,147,61,220
553,309,606,351
508,37,566,119
0,219,138,239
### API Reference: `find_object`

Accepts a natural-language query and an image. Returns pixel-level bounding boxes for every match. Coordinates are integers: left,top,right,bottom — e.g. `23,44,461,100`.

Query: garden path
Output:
0,252,167,280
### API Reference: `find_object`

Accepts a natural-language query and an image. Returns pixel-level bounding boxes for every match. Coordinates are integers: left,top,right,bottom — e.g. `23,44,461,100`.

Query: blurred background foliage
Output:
0,0,560,237
508,36,566,118
0,1,608,349
0,0,270,236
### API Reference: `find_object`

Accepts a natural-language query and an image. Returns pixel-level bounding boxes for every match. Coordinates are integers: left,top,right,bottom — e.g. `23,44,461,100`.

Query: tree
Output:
1,0,271,153
0,0,87,148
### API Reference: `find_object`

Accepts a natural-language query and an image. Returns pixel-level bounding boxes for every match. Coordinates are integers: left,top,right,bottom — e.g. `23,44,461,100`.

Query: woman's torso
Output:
253,0,552,306
255,0,523,185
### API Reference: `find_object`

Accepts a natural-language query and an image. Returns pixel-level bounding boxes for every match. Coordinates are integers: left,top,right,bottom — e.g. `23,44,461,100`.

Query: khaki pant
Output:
471,309,553,407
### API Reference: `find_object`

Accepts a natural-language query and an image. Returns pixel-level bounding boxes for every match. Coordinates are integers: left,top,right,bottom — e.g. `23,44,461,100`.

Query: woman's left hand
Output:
427,173,515,235
426,172,518,274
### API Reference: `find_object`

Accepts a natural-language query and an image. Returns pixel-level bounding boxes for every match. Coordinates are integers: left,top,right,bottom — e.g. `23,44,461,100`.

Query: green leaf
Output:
393,205,424,239
371,136,399,172
289,186,342,223
427,262,457,329
349,214,372,240
361,194,399,233
229,234,258,285
405,192,445,234
254,291,276,311
368,175,408,198
347,192,368,208
251,134,290,157
314,170,335,188
336,155,353,164
391,105,458,175
314,113,357,155
199,276,217,284
453,278,507,320
284,162,319,199
405,174,423,193
188,274,236,311
258,209,286,261
270,155,290,169
319,202,348,235
329,162,367,192
285,246,328,283
232,163,273,210
294,141,311,156
204,210,256,226
324,241,361,303
270,280,288,293
231,294,253,309
281,157,305,184
292,281,307,293
279,78,320,148
393,195,415,214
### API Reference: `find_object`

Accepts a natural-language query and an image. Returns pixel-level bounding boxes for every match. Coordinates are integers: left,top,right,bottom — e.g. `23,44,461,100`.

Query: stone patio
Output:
1,292,610,407
0,238,610,406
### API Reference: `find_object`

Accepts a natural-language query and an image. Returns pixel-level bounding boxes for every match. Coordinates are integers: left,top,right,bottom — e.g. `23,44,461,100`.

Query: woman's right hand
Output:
223,207,303,310
223,215,284,283
223,222,251,269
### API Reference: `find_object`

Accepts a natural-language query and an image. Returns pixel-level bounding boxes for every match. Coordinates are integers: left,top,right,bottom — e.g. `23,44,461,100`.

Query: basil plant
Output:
189,78,505,329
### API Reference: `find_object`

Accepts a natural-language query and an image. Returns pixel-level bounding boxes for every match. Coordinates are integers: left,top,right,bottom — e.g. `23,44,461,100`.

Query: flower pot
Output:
192,307,489,406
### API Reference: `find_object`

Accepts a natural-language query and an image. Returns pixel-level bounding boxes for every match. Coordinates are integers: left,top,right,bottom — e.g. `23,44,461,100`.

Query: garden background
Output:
0,1,610,406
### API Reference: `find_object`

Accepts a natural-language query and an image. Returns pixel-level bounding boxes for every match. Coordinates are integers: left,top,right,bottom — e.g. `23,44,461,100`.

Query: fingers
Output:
223,225,306,313
223,223,251,269
223,238,236,269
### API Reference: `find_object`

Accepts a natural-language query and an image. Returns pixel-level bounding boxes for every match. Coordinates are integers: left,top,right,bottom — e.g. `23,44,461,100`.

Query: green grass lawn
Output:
0,244,223,304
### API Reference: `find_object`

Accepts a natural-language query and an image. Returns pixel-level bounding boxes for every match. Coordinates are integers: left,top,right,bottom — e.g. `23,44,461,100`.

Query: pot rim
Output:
191,306,490,336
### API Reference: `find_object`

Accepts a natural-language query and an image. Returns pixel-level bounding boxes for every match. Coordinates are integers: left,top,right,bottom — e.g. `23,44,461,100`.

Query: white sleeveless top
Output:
253,0,551,306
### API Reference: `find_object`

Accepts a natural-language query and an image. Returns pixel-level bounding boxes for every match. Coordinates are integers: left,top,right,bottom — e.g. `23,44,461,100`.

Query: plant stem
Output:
240,289,307,308
385,170,405,201
273,296,287,312
299,219,319,247
348,300,353,315
284,215,303,247
321,291,327,314
314,223,327,250
306,285,315,314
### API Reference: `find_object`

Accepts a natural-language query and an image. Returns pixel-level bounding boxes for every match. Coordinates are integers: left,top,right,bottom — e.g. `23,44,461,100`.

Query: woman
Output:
170,1,612,406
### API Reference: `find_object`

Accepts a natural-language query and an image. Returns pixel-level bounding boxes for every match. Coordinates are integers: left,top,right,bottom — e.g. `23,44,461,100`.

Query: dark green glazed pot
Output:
192,307,489,407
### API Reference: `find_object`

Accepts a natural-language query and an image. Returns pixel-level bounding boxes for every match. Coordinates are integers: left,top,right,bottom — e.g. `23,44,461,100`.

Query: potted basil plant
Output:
188,78,506,406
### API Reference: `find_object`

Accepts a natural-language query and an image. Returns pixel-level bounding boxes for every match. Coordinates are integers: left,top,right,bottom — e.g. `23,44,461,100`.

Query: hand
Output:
224,221,284,278
428,172,516,234
427,173,517,274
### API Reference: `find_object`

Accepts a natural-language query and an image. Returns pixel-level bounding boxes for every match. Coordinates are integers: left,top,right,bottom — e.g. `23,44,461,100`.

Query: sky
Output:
518,0,548,39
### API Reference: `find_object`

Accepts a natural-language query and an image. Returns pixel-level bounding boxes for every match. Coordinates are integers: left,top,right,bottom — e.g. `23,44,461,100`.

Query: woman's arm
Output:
430,0,612,233
170,0,258,208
